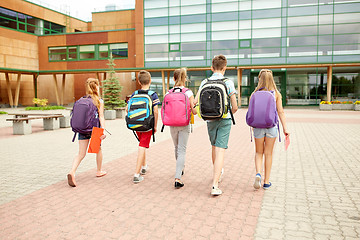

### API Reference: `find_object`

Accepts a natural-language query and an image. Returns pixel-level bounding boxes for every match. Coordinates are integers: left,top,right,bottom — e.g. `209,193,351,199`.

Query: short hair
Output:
212,55,227,71
138,70,151,85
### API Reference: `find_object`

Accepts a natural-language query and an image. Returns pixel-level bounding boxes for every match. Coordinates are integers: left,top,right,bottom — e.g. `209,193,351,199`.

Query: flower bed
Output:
320,100,359,111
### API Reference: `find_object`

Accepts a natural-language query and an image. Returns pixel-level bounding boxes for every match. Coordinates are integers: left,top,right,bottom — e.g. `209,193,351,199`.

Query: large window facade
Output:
144,0,360,105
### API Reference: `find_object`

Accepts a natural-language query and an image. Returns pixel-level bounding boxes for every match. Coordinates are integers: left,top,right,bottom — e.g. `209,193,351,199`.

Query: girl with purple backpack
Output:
249,69,289,190
165,68,197,188
67,78,107,187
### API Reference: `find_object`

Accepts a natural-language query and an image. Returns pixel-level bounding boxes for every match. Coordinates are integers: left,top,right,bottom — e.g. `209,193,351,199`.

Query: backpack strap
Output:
72,132,77,142
132,130,140,142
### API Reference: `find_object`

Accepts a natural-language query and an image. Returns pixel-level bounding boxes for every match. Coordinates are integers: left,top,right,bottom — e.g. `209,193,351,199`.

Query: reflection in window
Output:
99,45,109,59
110,43,128,58
49,47,67,61
68,47,77,60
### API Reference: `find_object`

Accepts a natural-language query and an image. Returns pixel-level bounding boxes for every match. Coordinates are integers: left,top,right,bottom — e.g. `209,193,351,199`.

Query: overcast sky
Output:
26,0,135,21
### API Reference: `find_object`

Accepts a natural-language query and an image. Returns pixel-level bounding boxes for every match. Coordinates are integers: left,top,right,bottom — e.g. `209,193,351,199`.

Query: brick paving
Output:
0,108,359,239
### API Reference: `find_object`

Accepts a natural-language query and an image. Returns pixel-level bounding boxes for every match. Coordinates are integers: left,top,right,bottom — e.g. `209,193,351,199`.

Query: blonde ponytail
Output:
174,68,188,87
85,78,101,112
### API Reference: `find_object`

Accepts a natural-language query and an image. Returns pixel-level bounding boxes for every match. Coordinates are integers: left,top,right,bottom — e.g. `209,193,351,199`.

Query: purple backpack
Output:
70,96,99,141
246,88,279,129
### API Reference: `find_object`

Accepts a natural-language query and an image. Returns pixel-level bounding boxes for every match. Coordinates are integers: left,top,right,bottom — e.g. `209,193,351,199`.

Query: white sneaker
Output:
211,186,222,196
253,173,261,190
133,175,144,183
218,168,224,183
140,165,148,175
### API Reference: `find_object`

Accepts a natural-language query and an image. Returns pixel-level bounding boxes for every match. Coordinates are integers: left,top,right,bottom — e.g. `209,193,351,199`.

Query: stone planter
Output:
331,104,342,110
355,104,360,111
319,104,332,111
104,110,116,120
332,104,354,110
115,107,126,118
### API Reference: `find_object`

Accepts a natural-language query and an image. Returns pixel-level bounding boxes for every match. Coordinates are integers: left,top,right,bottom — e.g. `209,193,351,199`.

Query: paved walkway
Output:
0,108,359,239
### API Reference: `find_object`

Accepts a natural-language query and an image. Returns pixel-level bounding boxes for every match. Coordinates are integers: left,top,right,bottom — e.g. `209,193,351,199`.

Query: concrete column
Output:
60,116,70,128
13,121,32,135
43,118,60,130
327,66,333,102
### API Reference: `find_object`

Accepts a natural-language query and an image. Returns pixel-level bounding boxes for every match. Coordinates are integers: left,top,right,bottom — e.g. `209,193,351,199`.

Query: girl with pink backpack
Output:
161,68,197,188
247,69,290,190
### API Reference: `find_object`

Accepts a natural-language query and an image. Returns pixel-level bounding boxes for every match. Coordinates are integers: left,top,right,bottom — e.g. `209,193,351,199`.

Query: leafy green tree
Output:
102,54,126,109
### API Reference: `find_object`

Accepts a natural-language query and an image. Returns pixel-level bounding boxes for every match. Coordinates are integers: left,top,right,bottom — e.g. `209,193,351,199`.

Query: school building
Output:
1,0,360,107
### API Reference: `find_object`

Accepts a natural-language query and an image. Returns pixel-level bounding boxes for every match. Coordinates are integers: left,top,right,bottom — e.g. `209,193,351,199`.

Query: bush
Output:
32,98,48,107
342,101,353,104
0,111,8,114
331,100,341,104
354,101,360,105
320,101,331,104
25,106,66,110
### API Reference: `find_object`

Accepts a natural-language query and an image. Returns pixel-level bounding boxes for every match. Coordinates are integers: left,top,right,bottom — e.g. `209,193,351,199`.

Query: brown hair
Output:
138,70,151,85
212,54,227,71
85,78,101,111
253,69,280,95
173,68,188,87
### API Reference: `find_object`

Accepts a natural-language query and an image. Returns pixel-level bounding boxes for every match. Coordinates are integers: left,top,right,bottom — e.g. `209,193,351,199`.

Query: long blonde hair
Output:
85,78,100,111
254,69,279,95
173,68,188,87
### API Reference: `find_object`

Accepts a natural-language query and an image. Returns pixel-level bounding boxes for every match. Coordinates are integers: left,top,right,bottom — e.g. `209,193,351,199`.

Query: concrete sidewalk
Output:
0,109,359,239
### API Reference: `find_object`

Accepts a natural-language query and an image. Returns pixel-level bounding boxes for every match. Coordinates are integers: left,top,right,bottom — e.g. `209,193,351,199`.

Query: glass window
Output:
49,47,67,61
251,48,280,58
145,26,168,35
319,25,333,35
182,0,205,6
212,2,238,13
239,1,251,11
335,3,360,13
169,25,180,34
145,8,168,18
252,38,280,48
319,14,333,25
332,73,360,99
181,32,206,42
252,9,281,19
145,52,168,62
144,0,168,9
145,44,168,53
181,23,206,33
145,35,168,44
170,34,180,42
212,21,238,31
110,43,128,58
334,23,360,34
288,6,318,16
79,45,95,60
253,0,281,9
239,39,251,48
169,51,180,61
169,7,180,16
288,16,318,26
181,51,206,61
144,17,168,27
239,30,251,39
169,16,180,25
181,42,206,51
252,18,281,29
212,30,238,40
181,5,206,15
319,4,334,14
319,35,333,45
239,11,251,20
252,28,281,38
169,43,180,51
288,36,317,46
212,11,238,22
181,14,206,24
288,0,316,6
0,7,18,30
169,0,180,7
334,34,360,45
288,46,319,56
239,20,251,29
334,13,360,24
212,40,238,50
99,45,109,59
288,26,318,36
68,46,78,60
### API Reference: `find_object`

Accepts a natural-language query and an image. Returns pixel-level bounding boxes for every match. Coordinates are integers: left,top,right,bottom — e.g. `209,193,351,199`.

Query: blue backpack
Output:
70,96,99,142
125,90,156,142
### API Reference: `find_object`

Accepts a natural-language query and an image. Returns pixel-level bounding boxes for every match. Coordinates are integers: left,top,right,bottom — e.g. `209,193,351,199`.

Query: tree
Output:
102,54,126,109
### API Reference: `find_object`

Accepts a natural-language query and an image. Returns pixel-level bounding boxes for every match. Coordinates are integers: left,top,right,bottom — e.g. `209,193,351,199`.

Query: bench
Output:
6,113,70,135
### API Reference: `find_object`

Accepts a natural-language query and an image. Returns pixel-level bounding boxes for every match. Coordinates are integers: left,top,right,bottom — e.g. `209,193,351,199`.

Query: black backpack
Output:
197,78,235,124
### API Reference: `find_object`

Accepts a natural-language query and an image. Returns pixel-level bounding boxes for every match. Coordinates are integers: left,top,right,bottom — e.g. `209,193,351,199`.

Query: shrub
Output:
331,100,341,104
320,101,331,104
354,101,360,105
0,111,8,114
32,98,48,107
25,106,66,110
342,101,353,104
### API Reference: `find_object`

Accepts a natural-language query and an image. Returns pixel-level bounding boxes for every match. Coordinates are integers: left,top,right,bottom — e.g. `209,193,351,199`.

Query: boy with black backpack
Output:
194,55,238,196
126,70,160,183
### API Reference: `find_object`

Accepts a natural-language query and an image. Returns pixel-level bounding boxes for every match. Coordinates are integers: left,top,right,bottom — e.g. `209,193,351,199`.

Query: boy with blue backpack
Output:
126,70,160,183
195,55,238,196
246,69,290,190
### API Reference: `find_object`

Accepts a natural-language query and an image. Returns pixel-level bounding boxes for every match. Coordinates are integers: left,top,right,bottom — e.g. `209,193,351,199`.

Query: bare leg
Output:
212,146,216,165
254,137,265,175
96,147,107,176
264,137,276,184
212,146,225,188
69,139,89,175
135,146,146,174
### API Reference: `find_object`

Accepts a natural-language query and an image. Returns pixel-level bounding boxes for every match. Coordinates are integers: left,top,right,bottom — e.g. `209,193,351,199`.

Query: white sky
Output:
26,0,135,21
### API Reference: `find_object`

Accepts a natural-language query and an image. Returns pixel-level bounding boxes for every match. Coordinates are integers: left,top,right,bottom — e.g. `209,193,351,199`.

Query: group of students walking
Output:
67,55,289,196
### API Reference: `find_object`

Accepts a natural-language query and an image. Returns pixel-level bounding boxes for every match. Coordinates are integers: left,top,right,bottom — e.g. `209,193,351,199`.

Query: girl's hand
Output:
100,134,106,140
283,129,290,137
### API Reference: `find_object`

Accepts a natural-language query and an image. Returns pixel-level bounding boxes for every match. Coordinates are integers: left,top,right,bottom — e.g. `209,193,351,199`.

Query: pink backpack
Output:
161,87,191,131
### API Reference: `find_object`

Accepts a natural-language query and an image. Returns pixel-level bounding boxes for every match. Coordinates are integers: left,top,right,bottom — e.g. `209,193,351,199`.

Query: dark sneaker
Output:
175,181,184,188
133,175,144,183
253,173,261,190
263,182,272,190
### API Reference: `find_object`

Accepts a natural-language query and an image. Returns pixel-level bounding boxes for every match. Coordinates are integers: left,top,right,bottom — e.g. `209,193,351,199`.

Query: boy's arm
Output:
153,105,159,133
230,94,238,114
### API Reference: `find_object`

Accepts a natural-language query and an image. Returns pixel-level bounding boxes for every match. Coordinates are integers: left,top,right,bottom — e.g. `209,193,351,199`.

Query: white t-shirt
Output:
166,86,194,99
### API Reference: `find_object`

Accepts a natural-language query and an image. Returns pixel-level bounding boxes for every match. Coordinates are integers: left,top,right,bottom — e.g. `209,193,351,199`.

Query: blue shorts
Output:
78,133,91,140
253,127,278,139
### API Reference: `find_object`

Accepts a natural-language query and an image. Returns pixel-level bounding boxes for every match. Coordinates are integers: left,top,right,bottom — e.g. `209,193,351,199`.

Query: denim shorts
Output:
78,133,92,140
253,127,278,139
